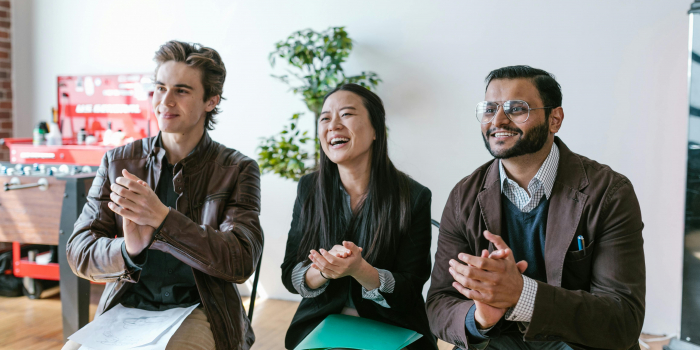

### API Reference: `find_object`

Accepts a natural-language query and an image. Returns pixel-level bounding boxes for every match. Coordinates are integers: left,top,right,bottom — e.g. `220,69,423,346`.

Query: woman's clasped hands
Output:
309,241,364,279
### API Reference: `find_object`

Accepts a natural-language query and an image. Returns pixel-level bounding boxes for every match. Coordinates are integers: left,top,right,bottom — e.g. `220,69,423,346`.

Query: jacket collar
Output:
149,130,214,172
551,137,588,191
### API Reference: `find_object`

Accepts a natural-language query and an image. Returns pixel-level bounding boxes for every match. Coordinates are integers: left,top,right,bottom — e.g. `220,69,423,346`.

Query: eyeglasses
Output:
475,100,553,124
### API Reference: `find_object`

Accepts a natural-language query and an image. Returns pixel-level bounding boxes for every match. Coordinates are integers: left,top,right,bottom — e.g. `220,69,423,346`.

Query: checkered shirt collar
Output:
499,143,560,199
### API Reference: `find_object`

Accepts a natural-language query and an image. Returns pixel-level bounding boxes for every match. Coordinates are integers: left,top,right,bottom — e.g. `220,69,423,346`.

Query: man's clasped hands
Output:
106,169,170,258
449,231,529,329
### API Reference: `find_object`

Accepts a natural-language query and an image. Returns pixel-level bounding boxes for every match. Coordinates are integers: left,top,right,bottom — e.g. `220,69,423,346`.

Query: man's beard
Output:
482,118,549,159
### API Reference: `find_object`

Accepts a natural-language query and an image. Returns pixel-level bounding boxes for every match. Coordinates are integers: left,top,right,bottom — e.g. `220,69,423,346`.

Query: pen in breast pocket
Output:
577,235,586,254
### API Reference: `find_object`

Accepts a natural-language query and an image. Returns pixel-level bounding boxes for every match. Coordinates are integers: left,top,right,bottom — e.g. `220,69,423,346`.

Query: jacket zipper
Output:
91,270,128,281
154,233,208,272
192,192,231,209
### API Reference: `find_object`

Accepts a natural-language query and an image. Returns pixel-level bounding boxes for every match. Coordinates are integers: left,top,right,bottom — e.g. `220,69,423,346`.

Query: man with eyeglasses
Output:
427,66,645,349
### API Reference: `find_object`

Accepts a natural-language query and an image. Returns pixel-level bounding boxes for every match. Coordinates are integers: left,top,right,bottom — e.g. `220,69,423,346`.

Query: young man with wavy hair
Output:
63,40,263,350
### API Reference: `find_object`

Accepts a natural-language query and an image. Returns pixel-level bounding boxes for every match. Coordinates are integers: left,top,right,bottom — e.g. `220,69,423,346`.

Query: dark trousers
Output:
468,335,572,350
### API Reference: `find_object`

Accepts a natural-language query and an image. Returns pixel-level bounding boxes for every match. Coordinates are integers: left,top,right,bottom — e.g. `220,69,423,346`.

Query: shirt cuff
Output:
505,275,537,322
361,268,394,308
464,304,492,340
121,241,147,270
291,262,329,298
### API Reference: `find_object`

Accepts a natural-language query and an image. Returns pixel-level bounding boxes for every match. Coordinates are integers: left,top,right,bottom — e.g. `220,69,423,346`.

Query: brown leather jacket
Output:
67,132,263,350
427,138,645,350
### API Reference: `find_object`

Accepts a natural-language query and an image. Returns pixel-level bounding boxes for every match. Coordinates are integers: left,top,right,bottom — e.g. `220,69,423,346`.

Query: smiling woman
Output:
280,84,439,350
318,90,376,188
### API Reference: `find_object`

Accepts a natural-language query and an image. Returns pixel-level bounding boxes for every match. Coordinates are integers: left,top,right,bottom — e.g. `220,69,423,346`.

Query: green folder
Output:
294,314,422,350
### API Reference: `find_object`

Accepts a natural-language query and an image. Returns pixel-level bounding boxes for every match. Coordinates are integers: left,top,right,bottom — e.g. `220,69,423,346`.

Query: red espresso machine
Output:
0,74,157,339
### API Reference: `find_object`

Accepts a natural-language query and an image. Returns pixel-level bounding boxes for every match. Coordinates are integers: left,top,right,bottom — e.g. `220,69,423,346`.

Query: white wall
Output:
12,0,689,336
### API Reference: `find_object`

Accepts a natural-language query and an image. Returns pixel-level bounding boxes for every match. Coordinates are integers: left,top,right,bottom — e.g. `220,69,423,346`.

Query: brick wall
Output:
0,0,10,161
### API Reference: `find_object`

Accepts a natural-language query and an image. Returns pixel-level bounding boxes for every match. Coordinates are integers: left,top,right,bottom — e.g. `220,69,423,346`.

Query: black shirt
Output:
119,156,201,311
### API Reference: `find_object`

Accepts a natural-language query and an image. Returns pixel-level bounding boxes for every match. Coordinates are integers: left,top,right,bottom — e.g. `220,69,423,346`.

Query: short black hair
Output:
485,65,562,118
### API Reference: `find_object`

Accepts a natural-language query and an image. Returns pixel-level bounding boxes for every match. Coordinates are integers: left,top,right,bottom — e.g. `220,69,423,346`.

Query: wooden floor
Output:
0,283,303,350
0,284,672,350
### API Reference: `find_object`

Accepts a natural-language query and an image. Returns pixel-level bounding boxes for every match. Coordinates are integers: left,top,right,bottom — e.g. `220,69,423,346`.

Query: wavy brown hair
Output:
154,40,226,130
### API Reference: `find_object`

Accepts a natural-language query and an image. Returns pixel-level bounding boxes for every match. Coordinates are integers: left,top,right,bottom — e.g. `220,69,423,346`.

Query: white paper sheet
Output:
71,303,199,350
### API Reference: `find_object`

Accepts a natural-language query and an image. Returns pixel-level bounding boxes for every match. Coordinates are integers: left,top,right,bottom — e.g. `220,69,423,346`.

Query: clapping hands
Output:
308,241,364,279
449,231,528,329
107,169,169,257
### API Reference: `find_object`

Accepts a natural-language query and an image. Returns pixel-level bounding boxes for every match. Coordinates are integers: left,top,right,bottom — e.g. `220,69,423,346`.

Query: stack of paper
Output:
69,303,199,350
294,314,422,350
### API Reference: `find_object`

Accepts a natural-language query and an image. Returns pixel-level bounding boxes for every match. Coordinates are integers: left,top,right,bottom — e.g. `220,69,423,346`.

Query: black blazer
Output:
281,173,438,350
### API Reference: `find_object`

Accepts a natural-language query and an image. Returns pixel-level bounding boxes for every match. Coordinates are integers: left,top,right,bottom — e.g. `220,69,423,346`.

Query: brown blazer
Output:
67,132,263,350
426,138,645,350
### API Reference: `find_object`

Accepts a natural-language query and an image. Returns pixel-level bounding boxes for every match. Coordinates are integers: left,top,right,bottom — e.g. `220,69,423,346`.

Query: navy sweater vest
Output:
501,194,549,283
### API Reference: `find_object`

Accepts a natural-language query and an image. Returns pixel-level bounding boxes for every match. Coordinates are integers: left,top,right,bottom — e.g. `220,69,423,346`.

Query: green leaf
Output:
264,26,382,181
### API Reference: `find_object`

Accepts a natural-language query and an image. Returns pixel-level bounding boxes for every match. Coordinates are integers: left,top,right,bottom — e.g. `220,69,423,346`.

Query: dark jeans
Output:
469,335,572,350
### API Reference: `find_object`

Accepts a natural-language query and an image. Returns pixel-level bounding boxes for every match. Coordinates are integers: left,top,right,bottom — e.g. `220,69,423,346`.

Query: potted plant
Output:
258,26,381,181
